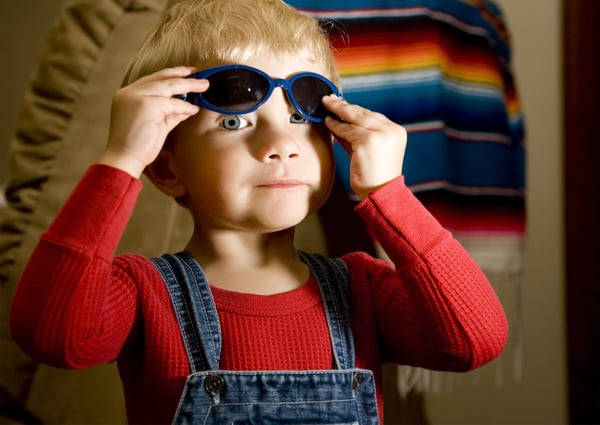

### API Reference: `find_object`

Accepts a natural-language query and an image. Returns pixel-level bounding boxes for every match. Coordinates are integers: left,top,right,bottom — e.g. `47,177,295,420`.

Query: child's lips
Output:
257,179,306,188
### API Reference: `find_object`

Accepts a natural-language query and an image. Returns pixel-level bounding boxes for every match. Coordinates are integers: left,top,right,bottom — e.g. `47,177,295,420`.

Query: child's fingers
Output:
162,110,199,131
322,94,387,128
131,66,210,98
322,95,362,124
137,66,198,81
161,77,210,99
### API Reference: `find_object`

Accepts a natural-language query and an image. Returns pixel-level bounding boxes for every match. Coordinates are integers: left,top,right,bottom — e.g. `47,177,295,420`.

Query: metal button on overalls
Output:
152,251,380,424
204,375,225,395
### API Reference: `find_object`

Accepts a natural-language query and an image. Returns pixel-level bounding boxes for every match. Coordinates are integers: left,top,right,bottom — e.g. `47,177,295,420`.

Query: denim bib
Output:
151,251,379,424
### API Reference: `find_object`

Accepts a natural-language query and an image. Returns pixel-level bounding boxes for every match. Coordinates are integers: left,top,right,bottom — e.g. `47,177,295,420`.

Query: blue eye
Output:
220,116,249,130
290,112,309,124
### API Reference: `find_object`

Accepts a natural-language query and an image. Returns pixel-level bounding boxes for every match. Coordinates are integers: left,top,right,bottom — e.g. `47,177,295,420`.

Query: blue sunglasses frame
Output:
180,64,341,123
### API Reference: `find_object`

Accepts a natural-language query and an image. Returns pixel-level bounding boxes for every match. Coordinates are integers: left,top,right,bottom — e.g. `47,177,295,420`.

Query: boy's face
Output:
165,54,336,233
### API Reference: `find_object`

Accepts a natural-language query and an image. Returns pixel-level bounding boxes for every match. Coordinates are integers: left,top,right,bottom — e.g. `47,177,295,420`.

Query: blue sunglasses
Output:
180,64,341,123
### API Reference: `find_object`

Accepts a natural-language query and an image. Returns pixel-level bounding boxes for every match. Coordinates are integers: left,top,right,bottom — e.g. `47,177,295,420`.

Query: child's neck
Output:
185,228,310,295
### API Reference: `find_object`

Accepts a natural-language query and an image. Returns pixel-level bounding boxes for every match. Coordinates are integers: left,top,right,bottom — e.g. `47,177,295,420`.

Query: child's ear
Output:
144,150,187,198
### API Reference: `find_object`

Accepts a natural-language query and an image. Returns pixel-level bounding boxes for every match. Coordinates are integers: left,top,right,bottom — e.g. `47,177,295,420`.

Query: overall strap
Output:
151,251,355,372
299,251,356,370
150,252,221,372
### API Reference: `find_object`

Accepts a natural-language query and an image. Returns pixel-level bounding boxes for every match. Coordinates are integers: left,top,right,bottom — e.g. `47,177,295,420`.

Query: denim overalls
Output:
151,251,380,425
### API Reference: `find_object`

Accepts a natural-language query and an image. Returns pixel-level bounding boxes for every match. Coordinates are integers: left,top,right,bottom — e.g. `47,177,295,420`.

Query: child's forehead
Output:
197,51,330,79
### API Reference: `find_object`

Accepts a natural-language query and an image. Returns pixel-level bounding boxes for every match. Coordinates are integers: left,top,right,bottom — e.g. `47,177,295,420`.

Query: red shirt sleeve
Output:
350,176,508,370
10,164,143,368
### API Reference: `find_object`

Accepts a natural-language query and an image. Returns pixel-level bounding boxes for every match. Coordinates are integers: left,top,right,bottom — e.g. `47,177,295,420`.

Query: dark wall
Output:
564,1,600,423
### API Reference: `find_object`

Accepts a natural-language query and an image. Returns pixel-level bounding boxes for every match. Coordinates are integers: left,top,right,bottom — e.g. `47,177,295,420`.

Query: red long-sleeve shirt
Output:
10,165,508,424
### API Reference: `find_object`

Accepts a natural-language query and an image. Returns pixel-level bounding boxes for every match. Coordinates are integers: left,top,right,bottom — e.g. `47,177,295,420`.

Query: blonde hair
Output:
123,0,339,86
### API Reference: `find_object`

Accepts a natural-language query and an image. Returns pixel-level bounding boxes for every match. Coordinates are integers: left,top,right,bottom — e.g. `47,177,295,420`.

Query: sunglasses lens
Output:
291,76,335,120
202,69,270,112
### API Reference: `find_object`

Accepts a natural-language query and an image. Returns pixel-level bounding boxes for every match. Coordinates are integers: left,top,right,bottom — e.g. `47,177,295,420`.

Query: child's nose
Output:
255,125,301,162
254,91,302,162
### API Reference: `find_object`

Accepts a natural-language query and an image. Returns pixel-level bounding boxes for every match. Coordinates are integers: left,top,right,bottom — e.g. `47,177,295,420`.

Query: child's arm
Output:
353,178,508,370
9,67,208,368
10,165,142,368
324,96,508,370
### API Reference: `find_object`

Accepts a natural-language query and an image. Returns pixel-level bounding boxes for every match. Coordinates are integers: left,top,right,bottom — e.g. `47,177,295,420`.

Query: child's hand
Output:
323,95,407,200
99,66,209,177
